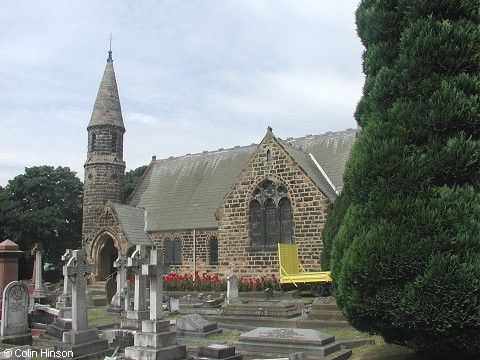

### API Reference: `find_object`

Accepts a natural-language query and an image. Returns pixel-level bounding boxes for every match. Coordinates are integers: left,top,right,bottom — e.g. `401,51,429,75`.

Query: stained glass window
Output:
250,200,262,245
280,198,293,243
265,199,277,245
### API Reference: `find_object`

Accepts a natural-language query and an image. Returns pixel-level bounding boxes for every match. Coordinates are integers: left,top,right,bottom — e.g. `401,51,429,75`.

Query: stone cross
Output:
31,243,46,299
62,250,74,298
64,250,93,332
113,254,127,307
126,245,149,312
124,282,132,312
142,248,163,320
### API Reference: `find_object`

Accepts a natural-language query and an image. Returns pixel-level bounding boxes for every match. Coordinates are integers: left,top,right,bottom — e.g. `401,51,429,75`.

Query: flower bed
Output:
160,272,281,292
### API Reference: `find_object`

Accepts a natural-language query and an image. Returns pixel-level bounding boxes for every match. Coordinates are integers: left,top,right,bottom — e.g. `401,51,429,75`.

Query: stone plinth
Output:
0,240,22,303
193,344,242,360
54,328,110,359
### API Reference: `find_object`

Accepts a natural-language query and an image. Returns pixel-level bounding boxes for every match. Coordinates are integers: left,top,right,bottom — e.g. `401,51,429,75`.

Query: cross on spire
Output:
108,33,113,62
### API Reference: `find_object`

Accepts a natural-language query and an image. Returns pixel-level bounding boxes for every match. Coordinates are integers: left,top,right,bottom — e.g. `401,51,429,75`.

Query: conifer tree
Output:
327,1,480,358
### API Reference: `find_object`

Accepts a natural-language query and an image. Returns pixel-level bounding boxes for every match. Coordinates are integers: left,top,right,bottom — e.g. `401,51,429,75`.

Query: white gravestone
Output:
226,274,239,305
112,254,127,308
142,248,163,321
56,249,73,310
1,281,32,345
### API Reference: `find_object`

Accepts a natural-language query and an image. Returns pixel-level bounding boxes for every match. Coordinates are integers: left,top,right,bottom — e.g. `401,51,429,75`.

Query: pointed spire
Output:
88,48,125,130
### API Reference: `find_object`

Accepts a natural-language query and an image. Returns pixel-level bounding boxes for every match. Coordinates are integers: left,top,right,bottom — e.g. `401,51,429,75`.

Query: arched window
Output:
249,180,293,247
265,199,277,245
209,236,218,265
250,200,262,245
173,237,182,265
279,198,293,244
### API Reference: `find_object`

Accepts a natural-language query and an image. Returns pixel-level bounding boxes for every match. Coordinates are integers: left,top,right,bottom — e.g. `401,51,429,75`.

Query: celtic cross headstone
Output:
64,250,93,331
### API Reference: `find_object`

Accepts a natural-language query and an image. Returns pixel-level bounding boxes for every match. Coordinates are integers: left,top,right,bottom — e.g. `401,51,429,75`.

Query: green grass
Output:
87,305,118,327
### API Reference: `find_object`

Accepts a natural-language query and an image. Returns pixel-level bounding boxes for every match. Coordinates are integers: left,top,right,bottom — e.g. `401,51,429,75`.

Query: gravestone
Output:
53,250,109,359
125,248,186,360
176,314,222,338
56,249,73,310
31,243,47,301
193,344,243,360
0,281,32,345
168,297,180,313
226,274,239,305
235,327,352,358
121,245,149,330
109,254,127,313
105,277,116,305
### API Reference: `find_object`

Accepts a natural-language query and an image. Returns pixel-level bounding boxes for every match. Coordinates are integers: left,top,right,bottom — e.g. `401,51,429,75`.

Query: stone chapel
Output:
82,50,357,282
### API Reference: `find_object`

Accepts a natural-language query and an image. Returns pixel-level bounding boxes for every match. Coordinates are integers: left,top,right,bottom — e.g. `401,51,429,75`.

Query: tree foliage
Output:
0,166,83,280
325,1,480,358
124,165,147,201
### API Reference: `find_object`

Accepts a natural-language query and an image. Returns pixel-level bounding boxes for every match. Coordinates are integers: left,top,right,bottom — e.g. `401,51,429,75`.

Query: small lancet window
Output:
91,133,97,151
266,149,271,163
111,134,117,153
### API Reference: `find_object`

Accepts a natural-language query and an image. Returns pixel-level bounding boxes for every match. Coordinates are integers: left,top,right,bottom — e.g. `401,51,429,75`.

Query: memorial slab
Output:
176,314,222,337
235,327,349,357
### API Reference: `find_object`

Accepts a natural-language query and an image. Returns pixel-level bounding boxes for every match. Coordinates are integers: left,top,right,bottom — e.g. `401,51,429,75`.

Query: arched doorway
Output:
97,236,118,281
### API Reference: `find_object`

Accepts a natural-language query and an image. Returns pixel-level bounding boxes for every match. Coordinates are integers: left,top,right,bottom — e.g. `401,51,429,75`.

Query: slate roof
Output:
128,129,356,232
111,203,153,246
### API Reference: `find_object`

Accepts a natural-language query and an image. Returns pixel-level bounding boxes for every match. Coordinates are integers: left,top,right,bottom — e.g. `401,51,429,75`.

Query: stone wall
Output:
150,133,331,279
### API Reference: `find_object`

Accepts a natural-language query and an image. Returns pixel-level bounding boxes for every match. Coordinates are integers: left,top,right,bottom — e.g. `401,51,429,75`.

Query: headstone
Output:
109,254,127,312
45,250,74,341
0,281,32,345
235,327,351,357
121,245,149,330
105,277,116,305
226,274,239,305
53,250,109,359
56,249,73,310
176,314,222,338
125,248,186,360
0,240,22,305
265,287,273,299
31,243,47,301
168,297,180,313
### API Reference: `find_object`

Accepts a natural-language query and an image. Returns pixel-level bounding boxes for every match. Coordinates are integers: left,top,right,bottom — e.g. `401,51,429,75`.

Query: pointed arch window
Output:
209,236,219,265
248,180,293,248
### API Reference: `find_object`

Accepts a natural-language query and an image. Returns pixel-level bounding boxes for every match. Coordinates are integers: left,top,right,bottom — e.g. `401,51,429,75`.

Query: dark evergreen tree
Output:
327,1,480,358
124,164,147,200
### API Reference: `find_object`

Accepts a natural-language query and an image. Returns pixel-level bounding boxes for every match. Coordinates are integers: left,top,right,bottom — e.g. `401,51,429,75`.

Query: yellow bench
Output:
277,243,332,296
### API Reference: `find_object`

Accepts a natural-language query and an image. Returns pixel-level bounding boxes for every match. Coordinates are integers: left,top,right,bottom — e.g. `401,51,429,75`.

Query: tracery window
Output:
249,180,293,246
164,236,182,265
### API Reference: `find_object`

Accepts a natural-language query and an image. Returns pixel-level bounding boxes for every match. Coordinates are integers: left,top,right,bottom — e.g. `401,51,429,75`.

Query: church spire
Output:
88,46,124,130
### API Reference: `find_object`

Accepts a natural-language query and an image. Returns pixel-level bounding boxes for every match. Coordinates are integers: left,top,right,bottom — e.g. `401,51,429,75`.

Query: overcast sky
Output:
0,0,364,187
